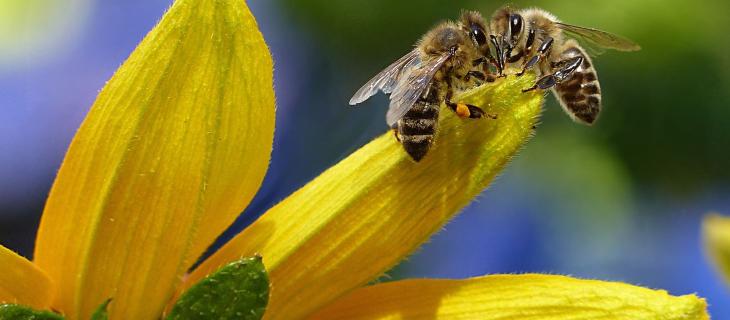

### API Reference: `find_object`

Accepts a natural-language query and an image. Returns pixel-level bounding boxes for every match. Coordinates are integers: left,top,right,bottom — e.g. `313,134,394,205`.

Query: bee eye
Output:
471,25,487,46
509,14,523,42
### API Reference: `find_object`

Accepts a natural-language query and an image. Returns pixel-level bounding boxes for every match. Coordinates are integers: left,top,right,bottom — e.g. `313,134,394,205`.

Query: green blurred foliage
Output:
280,0,481,59
512,127,634,268
279,0,730,194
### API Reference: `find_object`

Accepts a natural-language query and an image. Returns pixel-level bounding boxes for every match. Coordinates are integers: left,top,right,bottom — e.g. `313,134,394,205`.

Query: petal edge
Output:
310,274,709,320
0,245,54,309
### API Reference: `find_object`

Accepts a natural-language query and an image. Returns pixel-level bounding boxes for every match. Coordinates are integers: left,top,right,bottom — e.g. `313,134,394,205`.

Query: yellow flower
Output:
0,0,709,319
703,213,730,286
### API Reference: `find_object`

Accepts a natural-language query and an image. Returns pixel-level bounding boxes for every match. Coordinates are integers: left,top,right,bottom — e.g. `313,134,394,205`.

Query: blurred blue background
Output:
1,0,729,317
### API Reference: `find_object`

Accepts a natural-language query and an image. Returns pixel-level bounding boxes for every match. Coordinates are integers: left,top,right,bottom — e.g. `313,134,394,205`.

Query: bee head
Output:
507,13,524,45
489,6,523,47
425,26,462,54
489,6,513,38
460,11,488,48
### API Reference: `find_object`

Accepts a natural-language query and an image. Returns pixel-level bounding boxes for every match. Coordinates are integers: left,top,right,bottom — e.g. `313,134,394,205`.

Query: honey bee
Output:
349,11,495,162
489,6,640,124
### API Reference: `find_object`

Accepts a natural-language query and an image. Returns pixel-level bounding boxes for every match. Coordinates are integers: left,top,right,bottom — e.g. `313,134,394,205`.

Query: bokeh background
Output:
2,0,729,317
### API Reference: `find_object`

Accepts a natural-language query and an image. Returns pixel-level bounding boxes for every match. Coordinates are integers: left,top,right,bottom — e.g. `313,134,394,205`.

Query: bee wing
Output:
386,52,452,126
349,49,421,105
556,22,641,52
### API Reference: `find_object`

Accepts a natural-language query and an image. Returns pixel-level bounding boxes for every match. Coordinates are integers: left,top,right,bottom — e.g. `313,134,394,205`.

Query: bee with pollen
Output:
349,11,497,162
350,7,639,161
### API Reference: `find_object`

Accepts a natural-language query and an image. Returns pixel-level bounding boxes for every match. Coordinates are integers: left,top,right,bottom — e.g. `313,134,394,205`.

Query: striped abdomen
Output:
397,101,439,161
552,42,602,124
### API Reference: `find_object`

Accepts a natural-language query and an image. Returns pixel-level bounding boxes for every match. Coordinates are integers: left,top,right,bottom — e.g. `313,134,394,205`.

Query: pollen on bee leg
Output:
455,103,471,118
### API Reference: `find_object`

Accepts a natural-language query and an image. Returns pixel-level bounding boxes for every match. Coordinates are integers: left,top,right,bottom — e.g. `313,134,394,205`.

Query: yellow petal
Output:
703,213,730,285
310,274,709,320
0,245,54,309
33,0,274,319
184,73,543,319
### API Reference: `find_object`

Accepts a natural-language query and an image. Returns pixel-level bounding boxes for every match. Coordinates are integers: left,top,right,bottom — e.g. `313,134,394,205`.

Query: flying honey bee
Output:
489,6,640,124
349,11,495,162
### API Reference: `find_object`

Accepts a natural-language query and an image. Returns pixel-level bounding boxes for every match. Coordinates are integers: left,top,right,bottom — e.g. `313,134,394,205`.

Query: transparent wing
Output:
386,52,452,126
349,49,421,105
557,22,641,52
578,40,607,57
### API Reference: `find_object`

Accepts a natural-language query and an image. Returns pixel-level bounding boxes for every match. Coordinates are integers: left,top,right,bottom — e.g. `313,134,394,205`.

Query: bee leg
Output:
391,125,401,142
472,105,497,119
523,56,583,92
522,75,557,92
444,84,485,119
466,71,487,82
505,29,535,74
517,36,553,77
469,59,494,82
513,28,536,66
507,49,524,64
472,57,488,67
446,101,486,119
489,35,506,77
464,104,486,119
501,37,515,67
466,104,497,119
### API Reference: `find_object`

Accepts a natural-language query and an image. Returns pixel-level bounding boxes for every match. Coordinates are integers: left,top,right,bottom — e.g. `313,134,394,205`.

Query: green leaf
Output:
166,256,269,320
89,299,111,320
0,304,64,320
